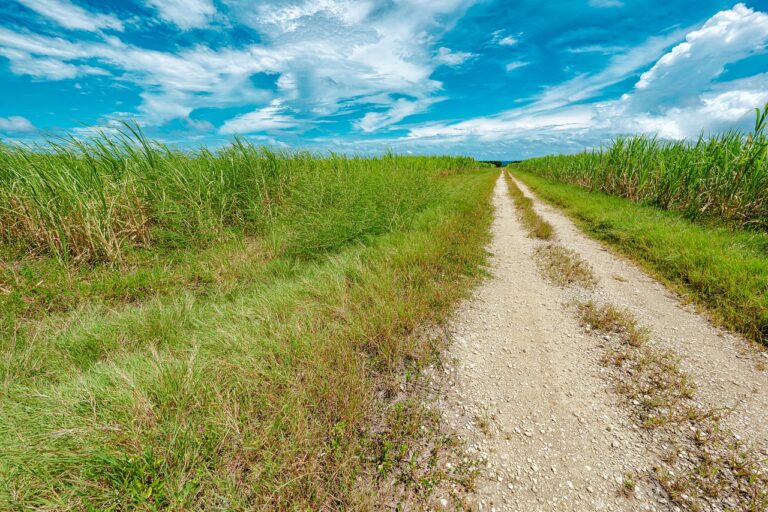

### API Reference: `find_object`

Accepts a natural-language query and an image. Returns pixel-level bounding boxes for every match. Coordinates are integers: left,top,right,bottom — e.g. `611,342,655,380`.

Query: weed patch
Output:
579,301,768,511
535,244,597,288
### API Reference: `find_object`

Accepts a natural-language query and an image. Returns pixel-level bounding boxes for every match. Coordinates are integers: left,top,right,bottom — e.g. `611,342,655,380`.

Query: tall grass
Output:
0,127,495,509
0,123,480,262
518,103,768,230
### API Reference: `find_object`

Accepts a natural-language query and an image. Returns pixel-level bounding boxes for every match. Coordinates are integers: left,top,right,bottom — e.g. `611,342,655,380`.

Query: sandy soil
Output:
435,174,768,511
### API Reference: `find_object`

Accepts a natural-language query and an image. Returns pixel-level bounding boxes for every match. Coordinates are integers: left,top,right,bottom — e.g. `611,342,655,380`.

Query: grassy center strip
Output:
502,170,553,240
503,170,597,288
579,302,768,511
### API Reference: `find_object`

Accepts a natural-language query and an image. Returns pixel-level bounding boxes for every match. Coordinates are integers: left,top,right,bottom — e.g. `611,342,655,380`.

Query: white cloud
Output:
0,48,79,79
0,27,279,122
529,27,690,113
15,0,123,32
589,0,624,7
632,3,768,108
498,36,518,46
505,60,529,72
1,0,479,131
0,116,36,133
567,44,627,54
219,101,300,134
357,97,441,133
491,30,520,47
434,47,476,67
252,0,373,33
397,4,768,156
143,0,216,30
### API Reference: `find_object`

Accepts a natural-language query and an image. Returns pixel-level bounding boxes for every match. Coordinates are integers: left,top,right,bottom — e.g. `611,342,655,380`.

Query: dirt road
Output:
436,174,768,511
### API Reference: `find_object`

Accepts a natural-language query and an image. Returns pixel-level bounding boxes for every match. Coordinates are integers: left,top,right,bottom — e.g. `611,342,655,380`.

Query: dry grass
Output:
579,301,648,346
503,170,553,240
578,301,768,511
534,243,597,288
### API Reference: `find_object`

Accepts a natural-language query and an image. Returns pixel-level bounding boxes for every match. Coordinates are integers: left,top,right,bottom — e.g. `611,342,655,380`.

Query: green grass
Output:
502,170,553,240
0,123,481,263
513,171,768,346
517,103,768,230
0,128,498,509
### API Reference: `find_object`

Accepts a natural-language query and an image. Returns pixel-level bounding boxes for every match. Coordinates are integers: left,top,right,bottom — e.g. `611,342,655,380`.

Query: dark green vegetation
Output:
0,128,497,510
514,172,768,346
517,104,768,230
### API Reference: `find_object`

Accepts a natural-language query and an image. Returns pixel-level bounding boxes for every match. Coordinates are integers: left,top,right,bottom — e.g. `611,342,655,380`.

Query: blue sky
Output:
1,0,767,158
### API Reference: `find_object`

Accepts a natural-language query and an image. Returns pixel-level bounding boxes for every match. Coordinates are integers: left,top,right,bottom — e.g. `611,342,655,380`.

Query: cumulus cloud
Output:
398,4,768,155
143,0,216,30
0,116,36,133
434,47,476,67
631,3,768,110
14,0,123,32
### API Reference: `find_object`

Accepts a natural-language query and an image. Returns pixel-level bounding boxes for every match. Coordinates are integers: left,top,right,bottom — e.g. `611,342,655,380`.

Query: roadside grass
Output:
578,301,768,511
516,104,768,230
502,170,553,240
0,130,497,509
514,171,768,346
534,244,597,288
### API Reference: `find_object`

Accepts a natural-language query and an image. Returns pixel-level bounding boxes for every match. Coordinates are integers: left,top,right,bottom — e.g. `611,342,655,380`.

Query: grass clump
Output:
578,301,768,511
534,244,597,288
502,170,553,240
579,301,648,347
518,103,768,230
516,171,768,346
0,128,498,510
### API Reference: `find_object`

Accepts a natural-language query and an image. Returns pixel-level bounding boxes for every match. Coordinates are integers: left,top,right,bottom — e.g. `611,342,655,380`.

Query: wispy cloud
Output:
567,44,627,54
14,0,123,32
219,101,300,134
505,60,529,72
399,4,768,154
498,35,518,46
357,97,442,133
492,30,520,47
589,0,624,7
1,0,767,156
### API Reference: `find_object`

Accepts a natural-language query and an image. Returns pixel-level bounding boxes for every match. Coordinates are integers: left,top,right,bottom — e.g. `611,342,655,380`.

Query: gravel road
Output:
435,174,767,511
